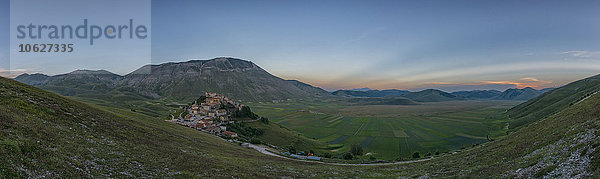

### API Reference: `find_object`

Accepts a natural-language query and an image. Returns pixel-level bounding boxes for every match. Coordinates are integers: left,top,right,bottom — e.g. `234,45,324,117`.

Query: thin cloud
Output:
481,77,552,89
416,77,552,92
561,50,600,60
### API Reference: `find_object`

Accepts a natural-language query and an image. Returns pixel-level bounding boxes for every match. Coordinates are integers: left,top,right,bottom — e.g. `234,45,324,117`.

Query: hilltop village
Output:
170,92,250,138
169,92,323,161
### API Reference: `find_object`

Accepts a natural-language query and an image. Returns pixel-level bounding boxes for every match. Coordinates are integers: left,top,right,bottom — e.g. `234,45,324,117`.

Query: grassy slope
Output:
395,88,600,177
507,74,600,130
2,76,599,177
0,77,347,177
245,121,328,153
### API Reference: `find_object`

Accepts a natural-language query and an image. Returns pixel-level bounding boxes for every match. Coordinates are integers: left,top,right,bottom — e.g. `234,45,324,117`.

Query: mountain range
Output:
15,58,332,102
15,57,553,106
333,87,553,102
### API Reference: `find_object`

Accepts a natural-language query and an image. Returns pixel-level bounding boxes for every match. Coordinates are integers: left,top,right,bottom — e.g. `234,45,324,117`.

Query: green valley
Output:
250,99,521,160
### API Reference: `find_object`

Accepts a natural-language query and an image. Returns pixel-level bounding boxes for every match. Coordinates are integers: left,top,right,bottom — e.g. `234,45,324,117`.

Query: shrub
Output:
288,145,296,154
225,123,264,138
412,152,420,159
343,153,353,160
350,144,363,156
249,138,262,144
260,117,270,124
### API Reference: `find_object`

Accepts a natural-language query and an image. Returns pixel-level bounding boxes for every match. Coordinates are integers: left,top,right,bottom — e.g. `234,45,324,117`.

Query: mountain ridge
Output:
332,87,553,101
15,57,333,102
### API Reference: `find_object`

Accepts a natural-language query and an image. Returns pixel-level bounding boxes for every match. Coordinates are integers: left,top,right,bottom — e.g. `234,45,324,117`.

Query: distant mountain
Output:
15,57,333,102
332,87,552,102
347,87,372,91
15,70,124,96
451,90,502,99
494,87,544,100
332,89,409,97
401,89,459,102
333,89,458,102
345,97,417,105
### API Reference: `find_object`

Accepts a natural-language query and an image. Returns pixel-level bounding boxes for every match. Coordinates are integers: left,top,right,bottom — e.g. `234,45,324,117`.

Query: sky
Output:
2,0,600,91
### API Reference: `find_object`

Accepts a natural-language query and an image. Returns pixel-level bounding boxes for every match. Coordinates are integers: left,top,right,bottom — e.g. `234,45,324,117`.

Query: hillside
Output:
451,90,502,99
285,80,332,97
395,85,600,177
0,76,356,177
494,87,544,100
506,74,600,130
401,89,459,102
15,70,124,96
15,58,333,103
2,74,600,177
344,97,418,105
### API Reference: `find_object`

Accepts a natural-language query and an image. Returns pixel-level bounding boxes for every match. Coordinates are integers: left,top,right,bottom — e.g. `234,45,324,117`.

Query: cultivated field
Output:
250,99,522,160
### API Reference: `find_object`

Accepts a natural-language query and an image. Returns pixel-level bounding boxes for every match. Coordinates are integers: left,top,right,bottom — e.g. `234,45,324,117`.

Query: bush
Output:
343,153,353,160
350,144,363,156
249,138,262,144
288,145,296,154
425,152,432,157
260,117,269,124
412,152,420,159
369,156,376,160
323,152,332,158
225,123,263,138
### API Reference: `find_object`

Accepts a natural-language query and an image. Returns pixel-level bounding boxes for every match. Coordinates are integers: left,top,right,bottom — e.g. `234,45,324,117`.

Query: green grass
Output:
0,77,356,177
251,99,520,160
245,121,327,153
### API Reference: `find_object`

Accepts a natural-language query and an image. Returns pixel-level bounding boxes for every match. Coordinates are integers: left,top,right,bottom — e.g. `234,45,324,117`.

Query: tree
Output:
260,117,269,124
288,145,296,154
350,144,363,156
232,106,258,119
196,95,207,104
412,152,420,159
249,138,262,144
323,153,332,158
343,153,353,160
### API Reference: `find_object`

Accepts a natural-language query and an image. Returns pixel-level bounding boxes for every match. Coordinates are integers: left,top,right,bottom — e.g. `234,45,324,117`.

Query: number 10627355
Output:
18,44,74,52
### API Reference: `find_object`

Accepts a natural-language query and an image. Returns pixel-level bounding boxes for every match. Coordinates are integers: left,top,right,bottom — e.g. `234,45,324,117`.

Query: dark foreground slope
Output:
2,76,600,178
0,77,335,177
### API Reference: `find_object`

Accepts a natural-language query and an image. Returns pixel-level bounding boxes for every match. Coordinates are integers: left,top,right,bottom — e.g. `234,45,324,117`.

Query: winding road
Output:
246,143,433,166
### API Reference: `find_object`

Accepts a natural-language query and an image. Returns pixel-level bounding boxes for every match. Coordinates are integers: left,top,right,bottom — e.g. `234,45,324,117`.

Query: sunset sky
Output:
2,0,600,91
